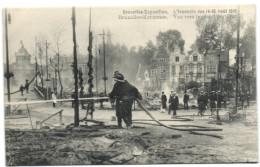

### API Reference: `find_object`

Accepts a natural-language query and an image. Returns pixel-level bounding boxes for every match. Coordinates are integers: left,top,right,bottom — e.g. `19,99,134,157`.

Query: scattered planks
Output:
133,121,222,131
189,131,223,139
80,117,104,125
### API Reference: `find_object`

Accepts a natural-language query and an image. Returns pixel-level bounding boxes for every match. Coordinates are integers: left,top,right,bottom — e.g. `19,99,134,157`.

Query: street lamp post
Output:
72,7,79,127
215,31,225,123
95,36,99,93
99,30,107,95
4,9,13,115
94,33,104,94
216,52,221,121
45,40,51,99
235,6,240,114
203,51,207,91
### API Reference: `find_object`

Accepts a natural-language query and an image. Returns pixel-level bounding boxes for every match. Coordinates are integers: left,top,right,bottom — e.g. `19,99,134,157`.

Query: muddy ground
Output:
5,102,258,166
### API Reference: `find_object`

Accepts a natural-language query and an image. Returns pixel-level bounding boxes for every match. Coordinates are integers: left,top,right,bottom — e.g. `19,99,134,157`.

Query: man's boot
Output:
117,117,122,128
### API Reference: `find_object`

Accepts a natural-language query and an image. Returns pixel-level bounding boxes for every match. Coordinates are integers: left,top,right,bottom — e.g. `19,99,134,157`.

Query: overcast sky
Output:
4,5,255,64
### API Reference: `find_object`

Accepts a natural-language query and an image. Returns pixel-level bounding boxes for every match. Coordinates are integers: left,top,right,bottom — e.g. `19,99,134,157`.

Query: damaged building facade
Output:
135,45,229,97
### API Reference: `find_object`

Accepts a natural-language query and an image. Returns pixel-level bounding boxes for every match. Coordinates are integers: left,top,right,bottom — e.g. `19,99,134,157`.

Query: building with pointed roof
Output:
135,46,171,97
135,45,230,94
10,41,35,86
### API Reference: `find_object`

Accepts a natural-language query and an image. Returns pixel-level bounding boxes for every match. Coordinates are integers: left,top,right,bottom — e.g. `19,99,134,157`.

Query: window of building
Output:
193,56,198,61
175,57,179,62
188,64,194,72
159,58,166,62
197,73,202,78
197,65,202,73
161,66,167,73
180,65,184,74
207,65,216,73
152,69,160,75
172,66,176,74
212,65,216,73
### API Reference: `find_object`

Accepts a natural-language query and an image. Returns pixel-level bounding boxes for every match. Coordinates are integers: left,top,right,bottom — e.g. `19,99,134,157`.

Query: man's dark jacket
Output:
169,95,179,110
161,94,167,108
184,94,189,102
109,80,139,117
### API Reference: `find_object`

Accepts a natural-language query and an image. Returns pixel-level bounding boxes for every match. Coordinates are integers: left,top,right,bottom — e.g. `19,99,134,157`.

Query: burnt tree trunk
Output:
72,7,79,127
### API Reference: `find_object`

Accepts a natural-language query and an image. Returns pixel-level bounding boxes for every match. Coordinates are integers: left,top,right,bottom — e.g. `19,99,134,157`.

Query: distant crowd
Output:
160,90,251,116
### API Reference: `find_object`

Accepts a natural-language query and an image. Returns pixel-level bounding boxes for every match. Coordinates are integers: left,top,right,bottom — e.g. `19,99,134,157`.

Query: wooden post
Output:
59,111,62,125
235,6,240,114
26,103,33,129
87,8,95,120
72,7,79,127
5,9,11,115
45,40,51,100
99,30,107,95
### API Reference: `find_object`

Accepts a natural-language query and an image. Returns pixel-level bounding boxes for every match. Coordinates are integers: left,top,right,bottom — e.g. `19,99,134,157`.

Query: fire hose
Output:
135,98,223,139
135,98,182,130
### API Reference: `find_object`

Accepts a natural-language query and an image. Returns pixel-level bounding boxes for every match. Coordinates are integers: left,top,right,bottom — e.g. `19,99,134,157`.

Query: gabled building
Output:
150,46,171,90
135,64,152,91
237,42,256,97
135,46,171,92
203,49,229,91
169,45,186,90
184,51,204,87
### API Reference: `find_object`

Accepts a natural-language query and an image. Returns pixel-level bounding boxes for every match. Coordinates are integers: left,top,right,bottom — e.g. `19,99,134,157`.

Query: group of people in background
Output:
161,91,180,116
19,78,58,108
161,90,251,116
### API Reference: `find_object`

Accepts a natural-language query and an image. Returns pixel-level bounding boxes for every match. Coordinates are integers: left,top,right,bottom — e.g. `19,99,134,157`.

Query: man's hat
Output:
113,72,125,82
114,71,119,76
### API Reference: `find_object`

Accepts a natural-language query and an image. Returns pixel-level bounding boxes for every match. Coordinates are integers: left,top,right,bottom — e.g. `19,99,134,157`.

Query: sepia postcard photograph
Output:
1,1,258,166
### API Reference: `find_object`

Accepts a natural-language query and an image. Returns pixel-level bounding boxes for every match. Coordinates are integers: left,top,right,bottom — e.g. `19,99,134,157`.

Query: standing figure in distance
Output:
20,84,24,96
183,92,189,110
99,92,105,108
197,92,207,116
209,91,217,116
52,91,57,108
25,79,29,93
168,91,179,116
246,91,251,107
161,92,167,113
